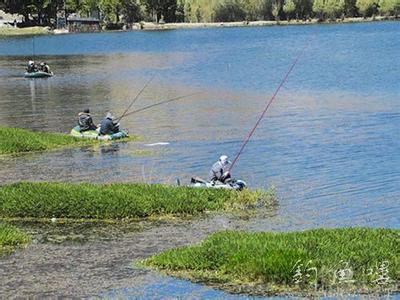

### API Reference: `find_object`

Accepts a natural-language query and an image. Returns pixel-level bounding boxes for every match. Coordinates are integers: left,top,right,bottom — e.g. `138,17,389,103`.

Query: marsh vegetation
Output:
0,127,93,155
0,182,276,219
144,228,399,296
0,223,30,256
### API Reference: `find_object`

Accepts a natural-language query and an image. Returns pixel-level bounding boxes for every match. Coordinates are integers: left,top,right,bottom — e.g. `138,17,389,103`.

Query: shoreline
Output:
0,16,397,37
135,16,398,31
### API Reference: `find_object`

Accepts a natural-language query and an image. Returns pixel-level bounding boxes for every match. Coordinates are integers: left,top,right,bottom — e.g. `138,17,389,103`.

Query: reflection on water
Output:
0,22,399,298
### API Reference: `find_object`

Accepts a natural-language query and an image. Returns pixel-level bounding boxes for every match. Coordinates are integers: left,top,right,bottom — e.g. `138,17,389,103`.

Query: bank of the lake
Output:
0,182,275,220
137,16,398,31
0,16,396,37
0,223,30,256
144,228,399,296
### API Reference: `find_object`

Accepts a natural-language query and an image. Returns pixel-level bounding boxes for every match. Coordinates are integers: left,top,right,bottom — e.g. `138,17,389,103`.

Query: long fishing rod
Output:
115,75,155,123
121,92,201,118
32,36,35,60
229,38,313,172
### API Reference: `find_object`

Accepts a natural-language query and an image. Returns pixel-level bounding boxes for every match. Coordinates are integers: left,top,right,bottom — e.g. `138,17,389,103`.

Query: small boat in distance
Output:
24,71,54,78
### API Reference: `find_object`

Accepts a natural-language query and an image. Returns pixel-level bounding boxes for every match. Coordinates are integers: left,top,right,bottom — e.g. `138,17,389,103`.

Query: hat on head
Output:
219,155,229,165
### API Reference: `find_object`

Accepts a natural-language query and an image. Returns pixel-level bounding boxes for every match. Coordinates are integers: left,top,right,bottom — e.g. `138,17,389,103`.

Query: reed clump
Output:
144,228,399,295
0,182,274,219
0,127,96,155
0,223,30,256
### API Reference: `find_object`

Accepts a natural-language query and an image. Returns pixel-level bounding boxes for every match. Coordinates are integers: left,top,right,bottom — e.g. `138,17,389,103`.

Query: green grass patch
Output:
0,223,30,256
0,26,51,37
0,127,101,155
144,228,399,295
0,182,275,220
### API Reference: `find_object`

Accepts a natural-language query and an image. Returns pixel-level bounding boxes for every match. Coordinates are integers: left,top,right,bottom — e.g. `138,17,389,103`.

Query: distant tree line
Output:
0,0,398,26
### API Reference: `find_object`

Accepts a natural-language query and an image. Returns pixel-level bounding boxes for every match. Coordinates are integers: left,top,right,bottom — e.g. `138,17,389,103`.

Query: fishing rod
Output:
121,92,201,118
32,36,35,60
115,75,155,123
229,38,313,172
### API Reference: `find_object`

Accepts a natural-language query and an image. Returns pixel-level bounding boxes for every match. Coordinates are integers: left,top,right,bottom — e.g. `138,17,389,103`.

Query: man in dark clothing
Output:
40,62,51,73
100,112,120,135
78,108,97,132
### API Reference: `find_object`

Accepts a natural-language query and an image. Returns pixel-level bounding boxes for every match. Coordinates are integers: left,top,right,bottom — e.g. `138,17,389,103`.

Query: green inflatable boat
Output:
70,126,129,141
24,71,54,78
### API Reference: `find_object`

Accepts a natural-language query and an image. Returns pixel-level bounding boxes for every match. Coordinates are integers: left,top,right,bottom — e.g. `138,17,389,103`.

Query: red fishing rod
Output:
229,39,312,172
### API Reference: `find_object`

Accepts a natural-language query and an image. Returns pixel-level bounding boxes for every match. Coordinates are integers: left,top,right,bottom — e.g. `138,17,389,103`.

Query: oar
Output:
121,92,201,118
115,75,155,123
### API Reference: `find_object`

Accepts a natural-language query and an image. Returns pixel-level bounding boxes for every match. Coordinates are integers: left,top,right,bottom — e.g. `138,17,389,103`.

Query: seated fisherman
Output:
99,112,120,135
40,62,51,73
78,108,97,131
27,61,36,73
209,155,232,184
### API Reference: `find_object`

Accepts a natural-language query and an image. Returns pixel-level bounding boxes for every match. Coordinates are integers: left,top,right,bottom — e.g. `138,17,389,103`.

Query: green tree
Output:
120,0,142,23
184,0,192,21
283,0,296,19
214,0,246,21
80,0,100,17
141,0,177,22
1,0,33,23
176,0,185,21
343,0,357,16
379,0,400,15
100,0,123,22
324,0,345,19
272,0,283,20
313,0,325,19
65,0,81,13
356,0,378,16
294,0,313,20
241,0,266,20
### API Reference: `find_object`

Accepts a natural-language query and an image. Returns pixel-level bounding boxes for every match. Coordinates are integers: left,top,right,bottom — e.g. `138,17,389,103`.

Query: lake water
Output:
0,21,399,298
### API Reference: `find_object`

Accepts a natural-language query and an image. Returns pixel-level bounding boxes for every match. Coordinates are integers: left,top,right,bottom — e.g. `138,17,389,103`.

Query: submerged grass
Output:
144,228,399,295
0,223,30,256
0,182,275,220
0,127,93,155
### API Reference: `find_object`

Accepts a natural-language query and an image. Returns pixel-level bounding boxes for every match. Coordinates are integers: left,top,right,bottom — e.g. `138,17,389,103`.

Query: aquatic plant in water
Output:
0,182,275,219
0,223,30,256
144,228,399,296
0,127,93,155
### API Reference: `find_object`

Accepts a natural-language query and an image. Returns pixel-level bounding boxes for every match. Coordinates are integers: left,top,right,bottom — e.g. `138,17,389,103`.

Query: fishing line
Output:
229,37,313,171
115,75,155,123
122,92,201,118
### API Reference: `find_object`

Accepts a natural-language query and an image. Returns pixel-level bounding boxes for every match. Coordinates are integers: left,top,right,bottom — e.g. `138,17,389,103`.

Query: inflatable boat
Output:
24,71,54,78
188,177,247,191
70,126,129,141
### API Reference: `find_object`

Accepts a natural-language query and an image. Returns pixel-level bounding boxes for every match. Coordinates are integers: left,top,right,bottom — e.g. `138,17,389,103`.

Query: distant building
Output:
67,16,100,32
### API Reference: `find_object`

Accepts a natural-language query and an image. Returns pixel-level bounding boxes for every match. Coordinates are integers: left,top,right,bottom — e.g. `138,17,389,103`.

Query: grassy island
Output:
0,127,135,155
0,182,275,220
0,127,92,155
0,223,30,256
144,228,399,296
